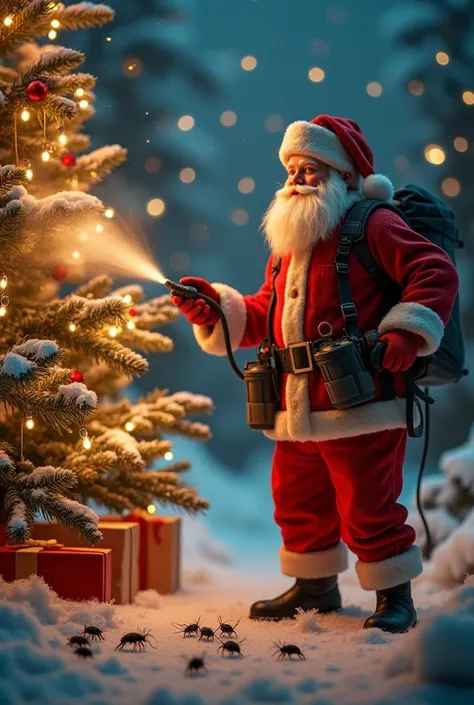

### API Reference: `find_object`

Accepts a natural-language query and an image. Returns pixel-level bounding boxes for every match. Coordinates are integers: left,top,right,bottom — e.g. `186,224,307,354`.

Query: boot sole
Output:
249,605,342,621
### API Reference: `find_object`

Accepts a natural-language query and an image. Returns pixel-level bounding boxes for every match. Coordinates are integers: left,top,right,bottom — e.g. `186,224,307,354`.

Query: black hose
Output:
165,280,244,380
415,388,433,560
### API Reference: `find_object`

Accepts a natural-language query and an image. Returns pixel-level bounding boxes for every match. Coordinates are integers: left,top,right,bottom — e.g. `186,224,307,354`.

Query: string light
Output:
68,323,76,332
125,421,135,432
127,320,136,330
72,250,80,259
26,169,33,180
79,99,89,109
0,307,6,317
48,30,57,40
164,451,174,461
50,19,60,28
21,109,31,121
424,144,445,165
25,416,35,430
80,427,91,449
109,326,118,337
1,276,7,290
123,294,132,304
104,208,115,218
3,16,13,27
95,224,104,233
147,504,157,515
58,134,68,145
41,151,50,162
75,88,85,98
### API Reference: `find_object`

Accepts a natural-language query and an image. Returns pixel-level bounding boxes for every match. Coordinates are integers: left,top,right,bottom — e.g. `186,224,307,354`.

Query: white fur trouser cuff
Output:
280,542,349,579
355,545,423,591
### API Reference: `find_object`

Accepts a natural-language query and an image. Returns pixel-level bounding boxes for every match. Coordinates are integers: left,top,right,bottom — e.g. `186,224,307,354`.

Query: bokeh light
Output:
441,178,461,197
238,178,255,194
454,137,468,152
366,82,382,97
241,55,257,71
265,115,284,133
408,80,424,96
424,144,446,165
145,157,162,173
231,209,249,226
220,111,237,126
180,167,196,183
178,115,195,131
308,67,325,83
147,198,166,216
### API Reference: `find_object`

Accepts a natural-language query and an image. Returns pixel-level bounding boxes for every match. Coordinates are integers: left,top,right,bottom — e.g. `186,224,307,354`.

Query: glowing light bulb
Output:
26,169,33,180
21,109,31,121
127,320,136,330
48,29,57,39
104,208,115,218
125,421,135,432
75,88,85,97
83,437,91,450
41,151,50,162
72,250,80,260
109,326,118,337
50,19,60,28
95,224,104,233
164,451,174,461
1,276,7,289
58,134,68,145
25,416,34,430
147,504,157,515
69,323,76,332
123,294,132,304
4,16,13,27
79,99,89,109
79,232,88,241
0,307,6,317
424,144,446,165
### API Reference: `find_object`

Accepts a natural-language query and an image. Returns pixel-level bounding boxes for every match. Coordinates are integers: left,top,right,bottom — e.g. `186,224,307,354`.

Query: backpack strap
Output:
266,255,281,346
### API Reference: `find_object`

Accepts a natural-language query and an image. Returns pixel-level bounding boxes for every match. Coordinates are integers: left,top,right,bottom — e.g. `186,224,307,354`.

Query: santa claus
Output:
172,115,459,633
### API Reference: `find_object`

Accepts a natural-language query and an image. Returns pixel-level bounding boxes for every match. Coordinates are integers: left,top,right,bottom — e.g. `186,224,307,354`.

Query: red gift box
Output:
102,512,180,594
0,544,112,602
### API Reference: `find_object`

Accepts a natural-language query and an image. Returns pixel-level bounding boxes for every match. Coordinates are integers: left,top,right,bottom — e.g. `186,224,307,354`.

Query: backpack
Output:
342,184,468,388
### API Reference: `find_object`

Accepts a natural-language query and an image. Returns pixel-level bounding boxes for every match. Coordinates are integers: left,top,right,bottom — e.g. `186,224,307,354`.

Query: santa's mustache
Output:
275,184,319,198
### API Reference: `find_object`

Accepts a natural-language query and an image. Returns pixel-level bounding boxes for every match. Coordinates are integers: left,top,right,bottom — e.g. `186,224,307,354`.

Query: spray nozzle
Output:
164,279,198,299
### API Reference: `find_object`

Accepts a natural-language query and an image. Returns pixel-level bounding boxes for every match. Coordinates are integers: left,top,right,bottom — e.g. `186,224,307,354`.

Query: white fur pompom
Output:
362,174,394,201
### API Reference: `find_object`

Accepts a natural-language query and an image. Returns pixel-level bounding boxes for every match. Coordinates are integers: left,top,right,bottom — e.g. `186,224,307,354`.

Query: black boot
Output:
249,576,342,620
363,581,417,633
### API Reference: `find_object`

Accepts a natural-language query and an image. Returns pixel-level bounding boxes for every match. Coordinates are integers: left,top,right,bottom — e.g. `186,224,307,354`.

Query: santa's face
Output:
261,156,351,257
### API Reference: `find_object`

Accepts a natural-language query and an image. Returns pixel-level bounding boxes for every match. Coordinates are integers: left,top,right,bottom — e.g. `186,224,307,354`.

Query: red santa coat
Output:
194,207,459,442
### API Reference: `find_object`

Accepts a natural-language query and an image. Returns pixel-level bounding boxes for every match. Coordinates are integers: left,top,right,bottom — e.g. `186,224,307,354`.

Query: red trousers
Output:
271,428,415,564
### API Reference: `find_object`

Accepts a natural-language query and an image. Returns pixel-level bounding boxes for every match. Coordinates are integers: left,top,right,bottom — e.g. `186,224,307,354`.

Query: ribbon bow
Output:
18,538,64,549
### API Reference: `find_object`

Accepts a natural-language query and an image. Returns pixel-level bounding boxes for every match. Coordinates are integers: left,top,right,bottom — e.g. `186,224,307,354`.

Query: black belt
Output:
274,342,318,374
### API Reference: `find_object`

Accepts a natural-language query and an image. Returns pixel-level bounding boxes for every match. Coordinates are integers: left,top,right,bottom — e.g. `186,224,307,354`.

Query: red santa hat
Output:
279,114,394,201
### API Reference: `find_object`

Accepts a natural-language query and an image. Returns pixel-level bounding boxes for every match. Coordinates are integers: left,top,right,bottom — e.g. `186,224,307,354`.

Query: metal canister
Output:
244,360,278,430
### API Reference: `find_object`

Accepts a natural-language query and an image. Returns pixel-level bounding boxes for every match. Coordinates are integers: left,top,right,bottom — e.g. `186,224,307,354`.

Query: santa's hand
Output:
379,330,423,373
171,276,220,327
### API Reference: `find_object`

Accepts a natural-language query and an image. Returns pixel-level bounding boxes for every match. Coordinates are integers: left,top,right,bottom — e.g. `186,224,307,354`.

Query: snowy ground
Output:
2,550,474,705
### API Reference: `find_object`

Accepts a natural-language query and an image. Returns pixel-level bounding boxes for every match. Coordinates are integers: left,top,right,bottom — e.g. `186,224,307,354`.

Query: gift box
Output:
31,521,139,605
103,512,181,594
0,542,112,602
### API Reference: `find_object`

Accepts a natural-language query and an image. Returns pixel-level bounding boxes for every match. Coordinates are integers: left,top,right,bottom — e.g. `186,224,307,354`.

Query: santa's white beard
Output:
261,168,351,256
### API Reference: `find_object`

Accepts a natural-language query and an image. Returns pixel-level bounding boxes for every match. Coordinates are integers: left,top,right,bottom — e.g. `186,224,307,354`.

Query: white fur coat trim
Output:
264,396,419,442
193,283,247,356
378,301,445,356
355,545,423,591
280,542,349,579
279,120,354,173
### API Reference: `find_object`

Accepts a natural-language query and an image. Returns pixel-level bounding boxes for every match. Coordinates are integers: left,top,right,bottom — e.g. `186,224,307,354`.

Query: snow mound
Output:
133,589,161,610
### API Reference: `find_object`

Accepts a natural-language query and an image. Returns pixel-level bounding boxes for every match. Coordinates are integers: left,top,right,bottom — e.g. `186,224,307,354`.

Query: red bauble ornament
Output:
129,308,137,317
69,369,84,384
26,80,48,102
61,153,76,167
52,264,68,282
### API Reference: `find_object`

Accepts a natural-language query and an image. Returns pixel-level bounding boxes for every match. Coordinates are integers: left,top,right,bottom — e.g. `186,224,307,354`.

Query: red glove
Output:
379,330,424,373
171,276,220,326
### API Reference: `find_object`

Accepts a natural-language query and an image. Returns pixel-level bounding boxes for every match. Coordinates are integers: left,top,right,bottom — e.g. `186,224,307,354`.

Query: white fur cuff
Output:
355,545,423,591
378,301,445,356
280,542,349,579
193,283,247,356
279,120,354,172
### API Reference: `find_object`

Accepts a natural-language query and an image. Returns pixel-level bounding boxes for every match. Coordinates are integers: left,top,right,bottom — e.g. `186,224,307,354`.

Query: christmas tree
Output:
0,1,211,546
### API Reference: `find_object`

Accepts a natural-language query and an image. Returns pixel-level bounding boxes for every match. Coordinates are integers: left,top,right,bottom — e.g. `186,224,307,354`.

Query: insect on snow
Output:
82,625,105,641
272,641,306,660
67,635,90,648
184,654,207,677
171,616,201,637
74,646,94,659
217,616,241,637
115,630,157,651
217,637,246,658
198,626,216,641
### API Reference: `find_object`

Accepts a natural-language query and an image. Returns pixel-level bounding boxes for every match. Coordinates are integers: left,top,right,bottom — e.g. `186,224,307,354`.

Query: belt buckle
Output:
288,342,313,374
